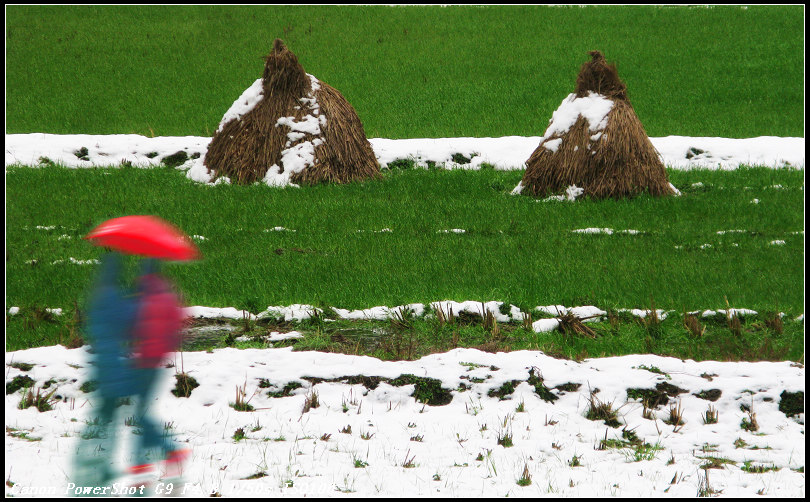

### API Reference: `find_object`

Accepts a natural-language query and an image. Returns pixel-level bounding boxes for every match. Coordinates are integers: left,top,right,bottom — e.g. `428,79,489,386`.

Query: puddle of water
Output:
181,324,240,351
180,322,394,352
329,326,392,350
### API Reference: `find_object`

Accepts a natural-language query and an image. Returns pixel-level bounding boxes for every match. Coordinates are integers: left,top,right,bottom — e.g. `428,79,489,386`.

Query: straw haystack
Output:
514,51,675,199
202,39,380,186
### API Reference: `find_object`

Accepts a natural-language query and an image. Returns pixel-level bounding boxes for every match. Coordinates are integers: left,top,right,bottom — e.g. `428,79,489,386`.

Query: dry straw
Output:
204,39,380,185
519,51,675,199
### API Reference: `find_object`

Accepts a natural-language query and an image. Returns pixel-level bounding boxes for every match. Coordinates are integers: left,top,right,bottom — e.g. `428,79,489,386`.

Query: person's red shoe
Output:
161,448,191,480
129,462,156,476
127,463,157,494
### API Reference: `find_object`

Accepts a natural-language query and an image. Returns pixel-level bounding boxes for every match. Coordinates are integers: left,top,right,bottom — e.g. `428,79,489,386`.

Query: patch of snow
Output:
573,227,614,235
535,305,606,322
617,308,670,321
5,134,804,172
543,92,614,138
430,300,510,323
653,136,804,170
565,185,584,201
542,137,563,152
668,182,681,195
266,331,305,342
544,185,585,202
263,74,325,188
51,258,100,266
257,304,322,322
12,343,798,496
185,156,214,184
531,318,560,332
333,304,425,321
184,306,256,320
571,228,640,236
508,304,525,322
216,78,264,133
276,114,323,137
267,142,316,185
700,308,758,318
70,258,99,265
235,331,305,343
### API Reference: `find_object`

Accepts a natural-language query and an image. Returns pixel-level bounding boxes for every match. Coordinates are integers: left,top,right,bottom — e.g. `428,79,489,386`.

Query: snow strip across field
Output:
5,344,804,497
7,301,804,333
4,134,804,179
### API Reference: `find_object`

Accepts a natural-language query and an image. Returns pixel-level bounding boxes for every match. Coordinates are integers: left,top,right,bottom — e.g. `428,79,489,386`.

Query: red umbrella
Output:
84,215,200,261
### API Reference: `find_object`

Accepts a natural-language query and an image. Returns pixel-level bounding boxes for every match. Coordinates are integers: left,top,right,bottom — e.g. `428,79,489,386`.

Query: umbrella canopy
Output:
84,215,200,261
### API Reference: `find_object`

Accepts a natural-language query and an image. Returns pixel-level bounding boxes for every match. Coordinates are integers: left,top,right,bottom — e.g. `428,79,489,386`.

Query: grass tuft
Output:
740,410,759,432
231,381,255,412
557,312,598,338
698,456,736,470
740,461,780,473
664,401,685,431
585,392,621,428
683,312,706,338
8,362,34,372
171,372,199,398
233,427,246,441
517,463,532,486
703,404,719,425
497,429,514,448
18,384,58,412
302,390,320,414
401,450,416,468
6,375,35,395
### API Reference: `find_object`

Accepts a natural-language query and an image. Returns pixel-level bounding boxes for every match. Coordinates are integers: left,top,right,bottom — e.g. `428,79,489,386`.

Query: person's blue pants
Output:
131,365,176,466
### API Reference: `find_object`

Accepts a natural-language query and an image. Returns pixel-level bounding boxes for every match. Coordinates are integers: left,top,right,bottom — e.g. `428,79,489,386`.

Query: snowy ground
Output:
4,133,805,175
6,134,805,496
5,342,805,497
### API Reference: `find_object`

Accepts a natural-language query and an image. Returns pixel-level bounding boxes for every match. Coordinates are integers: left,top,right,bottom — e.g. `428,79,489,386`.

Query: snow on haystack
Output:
196,39,379,188
216,78,265,134
517,51,675,199
263,74,326,187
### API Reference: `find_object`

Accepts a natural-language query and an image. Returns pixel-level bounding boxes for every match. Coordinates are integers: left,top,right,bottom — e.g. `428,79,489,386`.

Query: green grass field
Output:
215,308,805,364
4,5,804,359
5,165,804,352
5,5,804,139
